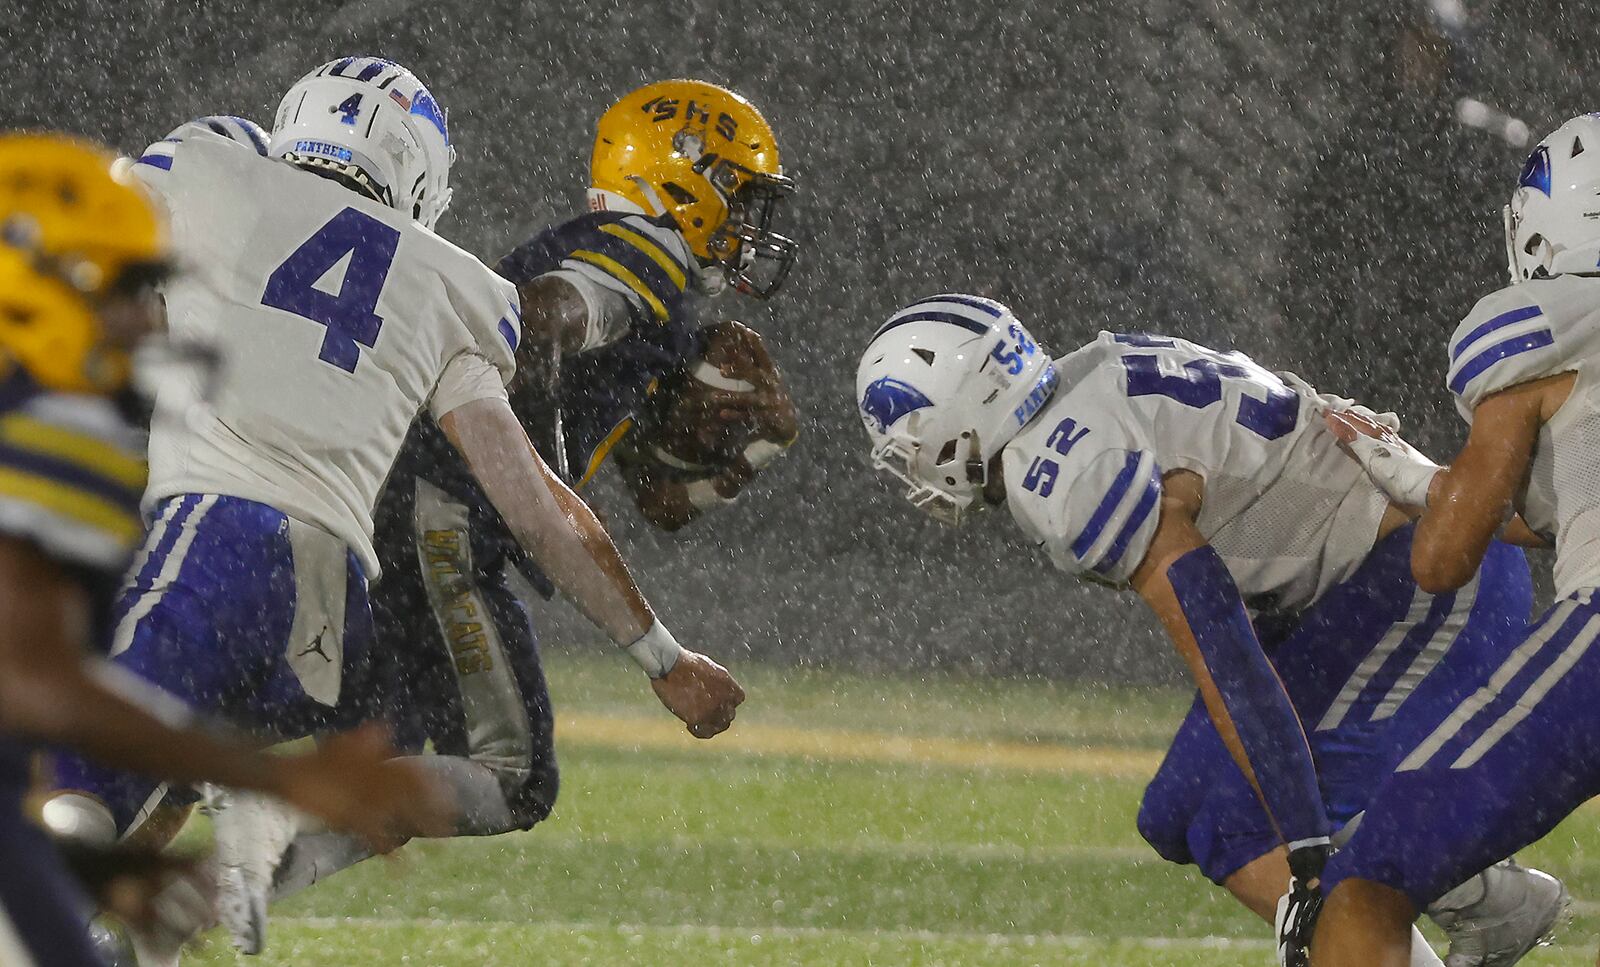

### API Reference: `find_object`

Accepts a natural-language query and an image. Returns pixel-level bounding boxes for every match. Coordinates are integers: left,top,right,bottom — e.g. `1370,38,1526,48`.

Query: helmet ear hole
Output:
935,439,958,466
1525,233,1545,256
1573,137,1586,158
662,182,698,206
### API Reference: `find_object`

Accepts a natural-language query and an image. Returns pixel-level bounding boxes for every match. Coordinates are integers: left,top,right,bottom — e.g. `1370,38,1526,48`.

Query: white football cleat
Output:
125,865,216,967
208,786,302,955
1428,859,1568,967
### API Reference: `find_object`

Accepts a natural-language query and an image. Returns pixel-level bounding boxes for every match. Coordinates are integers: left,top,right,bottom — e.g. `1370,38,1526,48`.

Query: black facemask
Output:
709,168,798,300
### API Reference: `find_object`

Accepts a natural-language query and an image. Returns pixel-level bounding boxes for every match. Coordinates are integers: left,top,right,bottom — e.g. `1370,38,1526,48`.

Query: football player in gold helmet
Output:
0,133,450,965
244,80,796,936
588,78,797,300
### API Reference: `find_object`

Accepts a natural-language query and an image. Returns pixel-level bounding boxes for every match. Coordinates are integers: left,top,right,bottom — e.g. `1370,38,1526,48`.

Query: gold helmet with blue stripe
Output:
0,133,169,395
588,79,797,299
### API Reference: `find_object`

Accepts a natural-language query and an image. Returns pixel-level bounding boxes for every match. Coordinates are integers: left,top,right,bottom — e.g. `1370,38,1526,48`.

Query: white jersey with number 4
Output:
1001,331,1390,613
131,128,521,577
1448,272,1600,598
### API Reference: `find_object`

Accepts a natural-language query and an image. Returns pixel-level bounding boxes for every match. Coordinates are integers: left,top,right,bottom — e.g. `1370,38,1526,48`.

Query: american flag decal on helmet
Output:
388,90,412,111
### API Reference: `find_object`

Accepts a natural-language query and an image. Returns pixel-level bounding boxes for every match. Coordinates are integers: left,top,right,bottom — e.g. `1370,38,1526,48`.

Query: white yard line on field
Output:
275,915,1276,950
535,830,1156,866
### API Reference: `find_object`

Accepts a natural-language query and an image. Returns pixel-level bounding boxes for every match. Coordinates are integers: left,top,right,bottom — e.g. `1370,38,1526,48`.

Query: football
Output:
644,320,794,473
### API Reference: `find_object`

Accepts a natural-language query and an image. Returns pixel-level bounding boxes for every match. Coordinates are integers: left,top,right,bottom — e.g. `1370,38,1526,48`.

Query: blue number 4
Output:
335,94,363,125
1122,353,1298,440
262,207,400,373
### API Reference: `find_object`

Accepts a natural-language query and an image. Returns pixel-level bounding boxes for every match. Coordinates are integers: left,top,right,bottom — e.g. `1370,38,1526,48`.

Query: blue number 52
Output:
261,207,400,373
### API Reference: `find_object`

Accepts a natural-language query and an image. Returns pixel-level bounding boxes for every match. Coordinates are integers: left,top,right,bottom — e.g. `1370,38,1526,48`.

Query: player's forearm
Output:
1412,383,1547,591
2,659,291,795
1154,547,1330,850
532,468,656,640
624,459,758,532
1411,466,1507,592
441,398,653,646
625,465,702,532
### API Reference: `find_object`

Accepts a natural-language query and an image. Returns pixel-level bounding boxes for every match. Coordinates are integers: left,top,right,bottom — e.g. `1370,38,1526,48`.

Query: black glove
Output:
1276,843,1330,967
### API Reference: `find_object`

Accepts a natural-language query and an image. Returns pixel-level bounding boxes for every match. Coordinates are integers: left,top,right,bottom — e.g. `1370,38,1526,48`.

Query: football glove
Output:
1276,843,1330,967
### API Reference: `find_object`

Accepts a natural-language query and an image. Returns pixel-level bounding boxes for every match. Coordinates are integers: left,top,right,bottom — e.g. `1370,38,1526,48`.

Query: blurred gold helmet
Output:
0,133,169,395
589,79,797,298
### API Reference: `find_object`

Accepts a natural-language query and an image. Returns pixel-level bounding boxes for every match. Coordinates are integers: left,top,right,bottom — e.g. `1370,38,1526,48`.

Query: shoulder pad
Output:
1005,412,1163,585
1447,279,1598,414
0,390,146,571
501,212,692,325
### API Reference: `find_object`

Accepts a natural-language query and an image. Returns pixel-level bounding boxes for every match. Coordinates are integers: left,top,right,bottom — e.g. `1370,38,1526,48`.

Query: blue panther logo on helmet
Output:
1519,145,1552,197
861,376,934,433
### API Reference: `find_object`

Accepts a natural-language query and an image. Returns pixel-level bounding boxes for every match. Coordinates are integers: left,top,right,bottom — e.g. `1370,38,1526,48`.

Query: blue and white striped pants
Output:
54,493,373,835
1322,586,1600,907
1137,526,1533,885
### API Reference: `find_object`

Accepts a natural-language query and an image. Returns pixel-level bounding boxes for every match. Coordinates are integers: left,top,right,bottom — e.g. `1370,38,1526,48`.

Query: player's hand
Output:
60,842,214,946
1324,409,1442,509
651,650,746,739
273,724,455,852
674,383,798,454
1324,408,1403,446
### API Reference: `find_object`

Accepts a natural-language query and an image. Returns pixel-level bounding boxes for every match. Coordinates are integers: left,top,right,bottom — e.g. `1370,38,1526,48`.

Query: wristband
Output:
625,620,684,678
744,438,788,470
1343,431,1440,508
685,477,737,511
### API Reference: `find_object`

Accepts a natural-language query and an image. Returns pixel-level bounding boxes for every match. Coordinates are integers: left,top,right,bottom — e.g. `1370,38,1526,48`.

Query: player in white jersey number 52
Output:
857,295,1562,965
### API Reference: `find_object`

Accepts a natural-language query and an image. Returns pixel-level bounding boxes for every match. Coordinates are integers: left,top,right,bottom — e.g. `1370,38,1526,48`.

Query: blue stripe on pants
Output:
1323,590,1600,907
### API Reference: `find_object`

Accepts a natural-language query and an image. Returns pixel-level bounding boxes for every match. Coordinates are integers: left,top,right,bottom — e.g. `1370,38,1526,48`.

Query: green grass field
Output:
188,651,1600,966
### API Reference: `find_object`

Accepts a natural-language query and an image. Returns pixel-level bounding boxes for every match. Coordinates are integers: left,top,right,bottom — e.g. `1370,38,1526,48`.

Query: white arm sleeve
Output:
428,351,509,420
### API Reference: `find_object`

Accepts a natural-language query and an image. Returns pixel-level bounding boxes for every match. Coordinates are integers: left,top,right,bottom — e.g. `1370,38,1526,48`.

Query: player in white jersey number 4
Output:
857,295,1564,966
1298,114,1600,967
41,58,744,962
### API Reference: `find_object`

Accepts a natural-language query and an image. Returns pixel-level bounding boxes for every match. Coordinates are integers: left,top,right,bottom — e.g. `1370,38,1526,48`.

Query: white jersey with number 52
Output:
130,128,521,577
1001,331,1389,612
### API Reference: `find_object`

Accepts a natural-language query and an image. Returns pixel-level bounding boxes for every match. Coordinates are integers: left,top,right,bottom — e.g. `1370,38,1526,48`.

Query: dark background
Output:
4,0,1594,683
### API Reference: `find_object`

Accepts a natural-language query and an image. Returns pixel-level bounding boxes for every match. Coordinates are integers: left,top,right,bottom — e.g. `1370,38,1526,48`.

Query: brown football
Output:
645,321,781,472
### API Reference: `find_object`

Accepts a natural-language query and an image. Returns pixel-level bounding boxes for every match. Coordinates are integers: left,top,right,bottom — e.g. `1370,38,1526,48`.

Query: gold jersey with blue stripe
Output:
0,371,146,576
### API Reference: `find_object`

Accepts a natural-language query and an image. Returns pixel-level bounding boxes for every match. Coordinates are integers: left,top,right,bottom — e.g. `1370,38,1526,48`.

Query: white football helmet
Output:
176,116,270,154
269,57,455,229
1505,114,1600,283
856,294,1058,525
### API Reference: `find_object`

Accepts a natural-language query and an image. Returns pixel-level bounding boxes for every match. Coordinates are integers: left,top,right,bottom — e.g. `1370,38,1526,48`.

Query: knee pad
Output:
1136,787,1195,866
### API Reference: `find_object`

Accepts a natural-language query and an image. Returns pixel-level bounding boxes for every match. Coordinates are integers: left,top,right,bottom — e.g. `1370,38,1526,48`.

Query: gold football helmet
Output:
0,133,169,395
589,79,797,298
